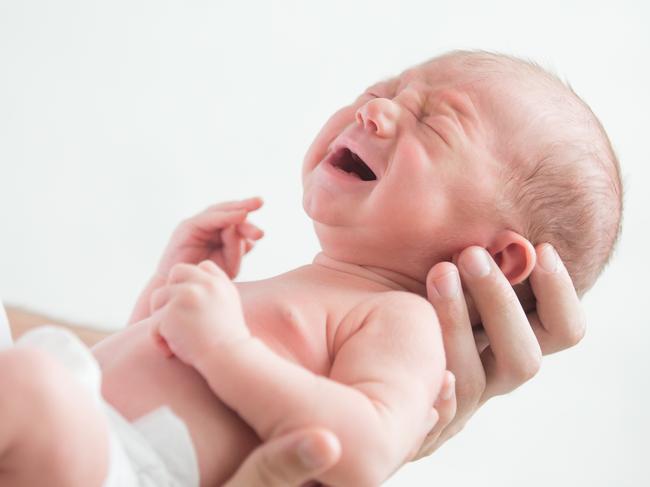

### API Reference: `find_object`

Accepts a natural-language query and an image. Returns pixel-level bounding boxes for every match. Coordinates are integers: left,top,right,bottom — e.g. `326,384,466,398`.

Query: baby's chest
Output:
239,290,349,375
245,299,309,339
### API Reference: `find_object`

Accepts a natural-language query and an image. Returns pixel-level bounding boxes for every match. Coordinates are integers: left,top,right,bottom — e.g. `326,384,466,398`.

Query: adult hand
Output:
414,243,586,459
223,428,341,487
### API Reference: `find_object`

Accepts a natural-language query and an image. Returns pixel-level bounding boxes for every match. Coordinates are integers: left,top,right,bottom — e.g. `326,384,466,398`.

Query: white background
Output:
1,1,648,485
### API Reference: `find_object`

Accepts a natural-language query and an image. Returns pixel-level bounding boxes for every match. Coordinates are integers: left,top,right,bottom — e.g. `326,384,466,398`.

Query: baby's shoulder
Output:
360,290,435,318
333,291,437,351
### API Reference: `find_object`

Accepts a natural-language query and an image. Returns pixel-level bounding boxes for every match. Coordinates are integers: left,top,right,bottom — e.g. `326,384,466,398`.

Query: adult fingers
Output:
411,371,456,460
528,244,586,354
473,326,490,354
426,262,485,421
457,247,542,400
463,244,584,356
222,428,340,487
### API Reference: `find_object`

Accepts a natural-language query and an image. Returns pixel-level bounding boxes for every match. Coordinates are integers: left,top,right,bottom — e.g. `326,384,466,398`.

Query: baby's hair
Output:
441,50,623,296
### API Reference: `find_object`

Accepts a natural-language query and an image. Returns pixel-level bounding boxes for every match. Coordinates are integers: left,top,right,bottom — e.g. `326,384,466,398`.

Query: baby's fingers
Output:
236,221,264,241
150,285,172,314
222,226,245,278
200,198,263,238
205,196,264,213
197,259,225,276
168,263,213,285
244,239,256,254
146,316,175,358
152,331,174,358
186,209,248,239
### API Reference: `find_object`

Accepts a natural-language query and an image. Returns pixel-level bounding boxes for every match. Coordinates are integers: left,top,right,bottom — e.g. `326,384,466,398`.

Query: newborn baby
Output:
2,50,622,487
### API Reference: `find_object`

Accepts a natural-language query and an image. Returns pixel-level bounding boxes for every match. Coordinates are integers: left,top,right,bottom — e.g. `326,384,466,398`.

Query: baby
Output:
0,50,622,487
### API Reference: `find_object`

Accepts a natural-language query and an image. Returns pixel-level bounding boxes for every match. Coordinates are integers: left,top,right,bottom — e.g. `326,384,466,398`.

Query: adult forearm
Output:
195,338,403,486
5,306,109,346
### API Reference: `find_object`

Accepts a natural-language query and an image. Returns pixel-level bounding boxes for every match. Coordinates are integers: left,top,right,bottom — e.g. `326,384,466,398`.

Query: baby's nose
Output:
355,98,400,138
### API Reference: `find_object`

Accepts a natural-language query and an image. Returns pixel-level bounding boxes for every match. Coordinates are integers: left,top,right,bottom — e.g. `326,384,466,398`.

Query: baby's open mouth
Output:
329,148,377,181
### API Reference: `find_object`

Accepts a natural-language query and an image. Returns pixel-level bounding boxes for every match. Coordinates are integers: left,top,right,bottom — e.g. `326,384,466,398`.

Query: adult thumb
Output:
222,428,340,487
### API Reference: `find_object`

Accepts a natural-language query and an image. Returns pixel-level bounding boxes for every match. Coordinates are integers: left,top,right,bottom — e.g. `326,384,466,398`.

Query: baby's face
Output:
302,58,506,279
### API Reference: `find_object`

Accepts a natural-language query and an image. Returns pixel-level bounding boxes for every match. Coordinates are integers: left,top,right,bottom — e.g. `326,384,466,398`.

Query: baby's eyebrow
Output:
369,78,397,95
426,89,481,138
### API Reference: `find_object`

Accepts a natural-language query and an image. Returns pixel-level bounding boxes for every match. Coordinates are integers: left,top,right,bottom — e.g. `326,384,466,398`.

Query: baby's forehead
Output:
370,59,470,94
370,59,509,121
363,56,560,156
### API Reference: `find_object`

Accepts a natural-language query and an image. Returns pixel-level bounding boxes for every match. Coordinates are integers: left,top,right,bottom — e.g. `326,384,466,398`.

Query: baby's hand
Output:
149,260,250,365
157,197,264,280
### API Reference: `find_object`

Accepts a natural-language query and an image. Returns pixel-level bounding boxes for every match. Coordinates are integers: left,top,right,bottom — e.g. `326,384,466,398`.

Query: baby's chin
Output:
301,191,342,227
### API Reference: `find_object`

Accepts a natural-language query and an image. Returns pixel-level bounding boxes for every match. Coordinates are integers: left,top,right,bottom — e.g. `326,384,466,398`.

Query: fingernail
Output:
433,270,460,299
441,373,455,400
460,247,491,278
538,244,558,273
297,437,327,469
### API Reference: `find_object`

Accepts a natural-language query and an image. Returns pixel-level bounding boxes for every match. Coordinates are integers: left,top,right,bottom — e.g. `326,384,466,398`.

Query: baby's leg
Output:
0,299,12,349
0,347,109,487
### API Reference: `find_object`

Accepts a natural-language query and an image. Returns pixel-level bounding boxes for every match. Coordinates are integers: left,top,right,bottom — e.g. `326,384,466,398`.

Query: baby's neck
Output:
312,252,427,297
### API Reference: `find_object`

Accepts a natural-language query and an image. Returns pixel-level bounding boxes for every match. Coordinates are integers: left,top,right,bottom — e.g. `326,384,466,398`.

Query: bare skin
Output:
2,302,344,487
0,54,587,486
96,259,442,486
0,241,581,487
6,306,107,346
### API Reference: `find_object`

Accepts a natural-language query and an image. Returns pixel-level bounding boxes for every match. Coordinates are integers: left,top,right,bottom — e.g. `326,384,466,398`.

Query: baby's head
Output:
302,50,622,296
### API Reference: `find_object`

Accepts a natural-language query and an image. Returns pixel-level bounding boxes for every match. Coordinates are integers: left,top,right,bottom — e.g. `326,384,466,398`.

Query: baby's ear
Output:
487,230,536,285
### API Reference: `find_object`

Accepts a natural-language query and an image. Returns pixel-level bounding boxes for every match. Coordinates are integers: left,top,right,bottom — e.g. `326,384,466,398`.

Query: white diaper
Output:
15,325,200,487
102,403,200,487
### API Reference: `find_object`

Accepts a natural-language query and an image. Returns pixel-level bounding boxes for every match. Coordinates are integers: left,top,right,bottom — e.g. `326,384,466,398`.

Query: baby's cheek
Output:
399,136,428,163
398,136,447,179
303,106,356,170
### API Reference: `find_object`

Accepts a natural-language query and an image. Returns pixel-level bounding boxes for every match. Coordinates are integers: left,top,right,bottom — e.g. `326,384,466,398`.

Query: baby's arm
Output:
204,302,441,483
198,293,444,485
150,261,445,486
